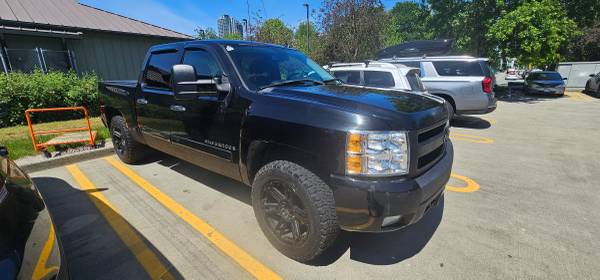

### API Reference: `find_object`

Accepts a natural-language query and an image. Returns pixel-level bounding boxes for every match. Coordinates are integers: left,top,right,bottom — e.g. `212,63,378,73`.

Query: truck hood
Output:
260,85,447,130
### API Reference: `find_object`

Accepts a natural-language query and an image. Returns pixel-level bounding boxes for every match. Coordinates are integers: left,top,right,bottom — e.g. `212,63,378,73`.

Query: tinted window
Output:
479,61,493,77
364,71,395,88
432,61,484,76
145,51,179,89
527,72,563,81
399,61,421,68
406,70,426,91
183,49,222,78
332,71,361,85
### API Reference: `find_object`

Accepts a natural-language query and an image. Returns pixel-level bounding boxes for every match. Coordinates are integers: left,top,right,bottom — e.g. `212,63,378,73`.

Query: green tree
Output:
256,19,293,46
428,0,520,56
568,22,600,61
195,27,219,40
223,33,243,40
382,2,433,47
559,0,600,28
487,0,579,67
319,0,386,62
294,21,320,59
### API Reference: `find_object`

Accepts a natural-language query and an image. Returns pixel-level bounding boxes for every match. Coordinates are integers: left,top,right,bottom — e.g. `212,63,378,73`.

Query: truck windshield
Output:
227,45,334,91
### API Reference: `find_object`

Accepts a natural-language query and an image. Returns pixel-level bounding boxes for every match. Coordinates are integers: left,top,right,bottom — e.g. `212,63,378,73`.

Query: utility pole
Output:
303,3,310,54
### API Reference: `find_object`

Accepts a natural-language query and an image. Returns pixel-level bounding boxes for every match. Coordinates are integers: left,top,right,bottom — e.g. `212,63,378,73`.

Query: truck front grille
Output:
411,121,448,176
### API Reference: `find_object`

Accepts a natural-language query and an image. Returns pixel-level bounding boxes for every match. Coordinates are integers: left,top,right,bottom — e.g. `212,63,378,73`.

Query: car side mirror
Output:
563,77,568,80
0,146,8,157
590,74,595,77
171,64,217,99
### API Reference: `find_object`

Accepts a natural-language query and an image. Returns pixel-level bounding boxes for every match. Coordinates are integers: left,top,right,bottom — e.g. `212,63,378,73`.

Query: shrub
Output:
0,70,99,127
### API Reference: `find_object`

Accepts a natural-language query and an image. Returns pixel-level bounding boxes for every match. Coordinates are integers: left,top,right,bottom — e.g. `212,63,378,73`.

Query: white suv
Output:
325,62,427,94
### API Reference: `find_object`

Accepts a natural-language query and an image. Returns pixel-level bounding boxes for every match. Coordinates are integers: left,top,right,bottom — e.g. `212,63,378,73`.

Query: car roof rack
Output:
329,61,399,69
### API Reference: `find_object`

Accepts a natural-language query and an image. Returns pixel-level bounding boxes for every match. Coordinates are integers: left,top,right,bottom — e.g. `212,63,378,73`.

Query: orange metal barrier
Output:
25,107,96,152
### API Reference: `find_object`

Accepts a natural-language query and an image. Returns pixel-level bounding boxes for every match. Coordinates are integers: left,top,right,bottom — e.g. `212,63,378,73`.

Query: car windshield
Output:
226,45,334,90
528,72,562,80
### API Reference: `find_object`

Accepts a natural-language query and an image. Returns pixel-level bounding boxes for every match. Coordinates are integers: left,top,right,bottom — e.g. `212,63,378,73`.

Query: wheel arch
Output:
244,140,329,186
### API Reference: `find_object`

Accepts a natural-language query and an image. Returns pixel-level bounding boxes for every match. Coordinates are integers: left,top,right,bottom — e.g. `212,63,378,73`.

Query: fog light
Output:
382,215,402,227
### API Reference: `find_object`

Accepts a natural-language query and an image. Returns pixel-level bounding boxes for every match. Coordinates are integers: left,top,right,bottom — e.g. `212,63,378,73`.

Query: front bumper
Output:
330,142,453,232
525,87,565,95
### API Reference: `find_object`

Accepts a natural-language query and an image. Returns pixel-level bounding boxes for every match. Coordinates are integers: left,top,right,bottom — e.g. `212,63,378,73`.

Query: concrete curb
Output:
16,142,115,173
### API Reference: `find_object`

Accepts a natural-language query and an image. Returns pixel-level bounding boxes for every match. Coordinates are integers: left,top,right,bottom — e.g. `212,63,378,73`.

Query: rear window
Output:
406,70,426,91
332,71,361,85
432,61,485,77
527,72,562,81
364,71,395,88
398,61,421,68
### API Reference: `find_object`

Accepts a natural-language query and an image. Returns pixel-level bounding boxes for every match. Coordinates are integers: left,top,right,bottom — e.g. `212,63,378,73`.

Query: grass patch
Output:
0,117,109,160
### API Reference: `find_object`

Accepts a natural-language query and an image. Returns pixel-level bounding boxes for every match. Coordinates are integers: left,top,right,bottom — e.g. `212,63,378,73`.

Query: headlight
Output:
531,84,541,88
346,131,409,176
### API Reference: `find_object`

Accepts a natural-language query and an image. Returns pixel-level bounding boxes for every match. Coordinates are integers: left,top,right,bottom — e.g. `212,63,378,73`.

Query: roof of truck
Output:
151,40,294,50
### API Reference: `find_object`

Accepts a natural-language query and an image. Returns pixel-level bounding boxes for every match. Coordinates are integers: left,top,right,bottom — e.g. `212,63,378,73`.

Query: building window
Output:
1,48,77,74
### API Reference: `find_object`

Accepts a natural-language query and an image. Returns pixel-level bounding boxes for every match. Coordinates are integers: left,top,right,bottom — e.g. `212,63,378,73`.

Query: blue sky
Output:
80,0,399,36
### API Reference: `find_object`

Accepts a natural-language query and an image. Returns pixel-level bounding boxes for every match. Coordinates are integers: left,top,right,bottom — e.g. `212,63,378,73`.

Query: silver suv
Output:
379,56,497,118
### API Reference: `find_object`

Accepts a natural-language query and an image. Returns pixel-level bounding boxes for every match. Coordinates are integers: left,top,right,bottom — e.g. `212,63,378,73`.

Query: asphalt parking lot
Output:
31,91,599,280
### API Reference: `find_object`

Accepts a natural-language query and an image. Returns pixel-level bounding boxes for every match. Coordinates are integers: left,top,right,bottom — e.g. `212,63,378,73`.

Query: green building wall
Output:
3,31,183,80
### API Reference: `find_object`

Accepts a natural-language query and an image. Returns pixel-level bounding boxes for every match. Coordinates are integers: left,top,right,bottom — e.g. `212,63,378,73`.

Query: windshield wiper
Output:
258,79,324,90
323,78,342,85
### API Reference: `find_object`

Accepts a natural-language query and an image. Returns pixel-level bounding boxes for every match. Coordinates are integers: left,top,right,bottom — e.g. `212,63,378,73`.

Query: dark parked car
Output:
584,72,600,95
99,40,453,262
523,71,566,96
0,146,68,280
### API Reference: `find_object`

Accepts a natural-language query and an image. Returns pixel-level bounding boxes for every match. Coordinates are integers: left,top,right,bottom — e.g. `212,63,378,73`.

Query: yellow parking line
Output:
566,92,592,101
104,157,282,280
32,225,58,280
65,164,175,280
446,173,480,193
450,132,494,144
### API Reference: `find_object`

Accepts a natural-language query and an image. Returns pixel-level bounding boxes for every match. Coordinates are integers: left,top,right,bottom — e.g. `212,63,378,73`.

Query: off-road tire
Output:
110,115,146,164
251,160,339,262
584,81,590,93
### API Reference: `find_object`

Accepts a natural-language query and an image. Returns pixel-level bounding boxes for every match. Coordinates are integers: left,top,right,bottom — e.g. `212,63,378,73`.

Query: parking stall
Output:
31,92,600,280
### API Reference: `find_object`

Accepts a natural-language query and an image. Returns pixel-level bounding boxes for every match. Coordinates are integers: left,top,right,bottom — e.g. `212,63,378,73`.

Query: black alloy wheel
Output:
112,126,125,156
261,179,309,247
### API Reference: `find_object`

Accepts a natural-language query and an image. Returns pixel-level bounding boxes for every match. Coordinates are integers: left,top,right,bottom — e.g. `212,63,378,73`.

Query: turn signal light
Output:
346,155,362,174
347,133,362,153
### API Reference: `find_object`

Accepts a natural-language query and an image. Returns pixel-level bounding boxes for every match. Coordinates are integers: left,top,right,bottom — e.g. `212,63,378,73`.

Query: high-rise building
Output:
241,19,249,39
217,14,232,38
234,21,244,38
217,14,247,38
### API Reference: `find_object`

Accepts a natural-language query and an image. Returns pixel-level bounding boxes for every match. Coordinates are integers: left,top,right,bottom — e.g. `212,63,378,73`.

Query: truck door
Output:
169,47,242,180
136,49,181,147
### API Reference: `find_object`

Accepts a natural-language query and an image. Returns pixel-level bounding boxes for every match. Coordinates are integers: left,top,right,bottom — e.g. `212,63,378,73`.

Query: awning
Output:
0,25,83,39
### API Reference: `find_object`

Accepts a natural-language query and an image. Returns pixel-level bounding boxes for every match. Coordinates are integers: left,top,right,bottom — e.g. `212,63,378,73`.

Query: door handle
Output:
169,105,186,112
136,98,148,105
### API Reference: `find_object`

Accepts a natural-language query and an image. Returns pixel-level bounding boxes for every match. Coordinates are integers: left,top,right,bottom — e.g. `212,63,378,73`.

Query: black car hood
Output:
261,85,447,130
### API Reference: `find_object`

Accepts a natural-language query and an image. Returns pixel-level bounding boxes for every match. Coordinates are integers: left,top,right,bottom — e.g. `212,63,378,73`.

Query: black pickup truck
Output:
99,40,453,262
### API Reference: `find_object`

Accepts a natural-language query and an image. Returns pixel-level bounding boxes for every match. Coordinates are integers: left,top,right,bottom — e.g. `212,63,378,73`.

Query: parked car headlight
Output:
346,131,409,176
531,84,541,89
